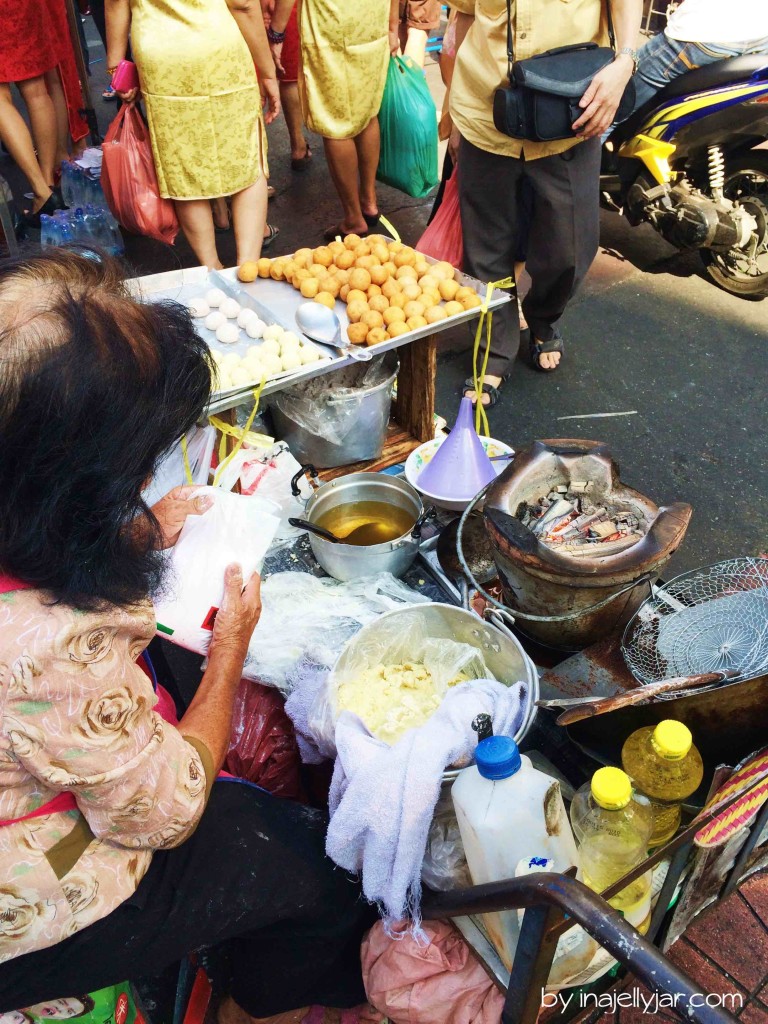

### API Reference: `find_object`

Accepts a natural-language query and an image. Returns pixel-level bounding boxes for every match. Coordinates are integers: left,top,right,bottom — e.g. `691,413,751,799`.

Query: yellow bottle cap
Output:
591,767,632,810
652,720,692,760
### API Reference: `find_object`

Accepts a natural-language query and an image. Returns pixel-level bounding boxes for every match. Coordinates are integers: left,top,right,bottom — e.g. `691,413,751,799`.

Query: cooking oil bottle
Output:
621,720,703,847
570,767,653,933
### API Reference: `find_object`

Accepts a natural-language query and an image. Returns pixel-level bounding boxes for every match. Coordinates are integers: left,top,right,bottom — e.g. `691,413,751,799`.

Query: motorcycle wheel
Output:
700,153,768,299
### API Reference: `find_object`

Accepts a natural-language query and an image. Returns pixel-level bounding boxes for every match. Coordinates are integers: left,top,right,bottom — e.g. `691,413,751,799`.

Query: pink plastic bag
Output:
416,168,463,270
101,104,179,245
361,920,504,1024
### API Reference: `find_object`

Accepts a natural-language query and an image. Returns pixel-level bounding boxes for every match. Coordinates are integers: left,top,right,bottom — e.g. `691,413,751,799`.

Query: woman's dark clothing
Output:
0,780,375,1017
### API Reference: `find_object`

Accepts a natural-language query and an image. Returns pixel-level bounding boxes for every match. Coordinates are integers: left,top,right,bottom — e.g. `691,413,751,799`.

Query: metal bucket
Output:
269,352,399,469
476,440,692,650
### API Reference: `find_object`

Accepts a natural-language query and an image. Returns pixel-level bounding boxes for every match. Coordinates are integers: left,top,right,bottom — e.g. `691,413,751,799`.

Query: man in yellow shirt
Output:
448,0,641,400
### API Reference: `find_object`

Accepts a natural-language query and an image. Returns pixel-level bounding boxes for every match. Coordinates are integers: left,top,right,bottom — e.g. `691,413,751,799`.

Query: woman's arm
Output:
105,0,131,70
226,0,281,123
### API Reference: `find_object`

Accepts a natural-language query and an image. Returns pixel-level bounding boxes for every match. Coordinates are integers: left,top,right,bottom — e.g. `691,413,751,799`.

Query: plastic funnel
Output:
417,398,497,499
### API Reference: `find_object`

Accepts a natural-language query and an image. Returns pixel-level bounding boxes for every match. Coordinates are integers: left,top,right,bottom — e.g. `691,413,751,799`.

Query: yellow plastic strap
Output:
377,215,401,244
180,434,194,485
471,277,514,436
209,376,272,488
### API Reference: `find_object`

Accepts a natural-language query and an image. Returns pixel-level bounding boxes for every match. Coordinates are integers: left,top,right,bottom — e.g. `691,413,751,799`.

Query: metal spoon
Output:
295,302,372,362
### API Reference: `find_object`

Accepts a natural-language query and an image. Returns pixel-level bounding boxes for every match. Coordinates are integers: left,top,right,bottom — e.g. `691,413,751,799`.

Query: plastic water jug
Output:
451,735,579,971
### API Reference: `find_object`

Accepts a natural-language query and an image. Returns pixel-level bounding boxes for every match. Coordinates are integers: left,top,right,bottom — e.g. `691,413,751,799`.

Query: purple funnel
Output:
418,397,497,500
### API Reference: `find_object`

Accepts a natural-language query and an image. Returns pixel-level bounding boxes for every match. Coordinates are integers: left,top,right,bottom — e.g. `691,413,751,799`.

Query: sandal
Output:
291,145,313,171
22,189,66,229
462,376,507,408
323,224,370,242
363,211,381,230
261,223,280,250
529,335,564,372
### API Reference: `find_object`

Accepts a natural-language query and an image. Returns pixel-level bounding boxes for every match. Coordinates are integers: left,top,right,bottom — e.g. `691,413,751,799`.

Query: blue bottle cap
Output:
475,736,522,780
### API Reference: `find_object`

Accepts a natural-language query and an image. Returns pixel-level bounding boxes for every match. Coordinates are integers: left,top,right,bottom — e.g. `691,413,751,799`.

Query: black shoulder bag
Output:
492,0,636,142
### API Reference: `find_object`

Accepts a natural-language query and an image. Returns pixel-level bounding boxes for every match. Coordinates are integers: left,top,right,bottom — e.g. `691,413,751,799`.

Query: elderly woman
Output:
0,251,376,1024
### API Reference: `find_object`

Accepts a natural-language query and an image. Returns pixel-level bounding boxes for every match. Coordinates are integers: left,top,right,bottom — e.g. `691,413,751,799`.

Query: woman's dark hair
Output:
0,249,213,609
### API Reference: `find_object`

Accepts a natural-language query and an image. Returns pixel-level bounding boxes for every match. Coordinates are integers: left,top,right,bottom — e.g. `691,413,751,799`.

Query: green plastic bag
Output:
13,982,146,1023
377,56,439,198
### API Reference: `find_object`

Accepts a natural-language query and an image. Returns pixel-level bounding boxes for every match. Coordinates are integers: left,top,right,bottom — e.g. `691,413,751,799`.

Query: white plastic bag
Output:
242,572,429,693
142,426,216,507
421,789,472,891
153,488,280,652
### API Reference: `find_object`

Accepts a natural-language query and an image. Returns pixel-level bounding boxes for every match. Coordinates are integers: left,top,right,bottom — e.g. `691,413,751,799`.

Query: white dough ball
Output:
237,308,258,329
205,311,226,331
280,351,303,372
216,323,241,345
245,318,266,340
220,297,241,319
300,345,322,364
245,345,263,361
231,366,254,387
261,353,283,376
280,331,300,348
221,352,241,369
262,323,284,342
217,371,233,390
209,348,224,364
259,337,280,357
206,288,226,307
187,296,210,318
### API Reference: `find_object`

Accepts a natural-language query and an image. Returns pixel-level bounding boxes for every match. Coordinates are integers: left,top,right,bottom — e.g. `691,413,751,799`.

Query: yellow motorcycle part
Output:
617,134,677,185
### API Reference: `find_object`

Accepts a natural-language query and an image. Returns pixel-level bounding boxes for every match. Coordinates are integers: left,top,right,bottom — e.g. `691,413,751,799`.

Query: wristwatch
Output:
267,25,286,44
616,47,639,75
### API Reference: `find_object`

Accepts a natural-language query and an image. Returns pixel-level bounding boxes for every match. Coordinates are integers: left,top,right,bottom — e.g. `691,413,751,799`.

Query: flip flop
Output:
262,223,280,250
291,145,313,171
529,335,564,372
462,376,507,408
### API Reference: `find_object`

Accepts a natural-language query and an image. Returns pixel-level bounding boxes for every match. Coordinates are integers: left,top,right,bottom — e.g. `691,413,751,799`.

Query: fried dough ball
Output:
314,291,336,309
366,327,390,346
383,306,406,326
455,286,477,302
344,233,363,250
282,259,298,284
328,240,346,257
355,254,378,271
387,321,409,338
403,300,426,320
312,246,334,267
418,274,439,292
334,250,355,270
309,263,328,279
318,276,340,299
369,264,389,286
368,294,390,314
237,261,259,283
406,314,428,330
443,300,464,317
300,277,320,298
335,268,351,286
461,293,483,310
401,282,422,302
366,284,382,299
347,322,369,344
294,247,313,265
269,259,287,281
361,309,384,330
346,299,370,323
294,268,311,287
393,246,416,267
346,288,368,306
439,278,460,301
257,257,272,278
420,289,441,308
381,278,402,299
395,264,418,281
433,260,457,280
383,260,398,278
387,240,403,255
413,258,430,277
339,284,351,301
425,305,448,323
349,268,372,292
371,242,390,263
388,292,408,310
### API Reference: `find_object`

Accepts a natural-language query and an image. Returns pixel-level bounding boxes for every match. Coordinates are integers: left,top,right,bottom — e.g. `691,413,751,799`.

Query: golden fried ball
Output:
401,282,422,302
334,250,356,270
425,305,448,323
387,240,404,255
443,300,464,317
393,246,416,267
381,278,402,299
353,242,371,258
388,291,408,310
368,294,390,314
366,284,382,299
361,309,384,330
348,268,372,292
257,257,272,278
371,242,390,263
455,286,477,302
413,258,430,277
439,278,460,301
321,276,341,299
403,300,426,320
293,268,311,287
420,289,441,308
383,306,406,326
344,233,363,250
312,246,334,267
335,268,351,286
346,299,370,323
294,247,313,263
383,260,398,278
328,240,346,256
366,327,390,346
300,277,320,298
406,314,428,330
355,254,378,271
395,264,418,281
418,274,440,292
282,259,298,284
369,264,389,286
434,260,457,280
347,322,369,344
237,261,259,283
314,291,336,309
346,288,368,306
461,293,483,310
339,284,351,302
387,321,409,338
269,259,287,281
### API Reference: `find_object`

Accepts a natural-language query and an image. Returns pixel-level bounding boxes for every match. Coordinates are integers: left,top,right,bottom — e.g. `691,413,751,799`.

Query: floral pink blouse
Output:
0,588,212,964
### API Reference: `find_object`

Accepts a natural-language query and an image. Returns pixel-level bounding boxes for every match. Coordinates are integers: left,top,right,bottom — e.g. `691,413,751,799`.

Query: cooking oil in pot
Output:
316,501,416,546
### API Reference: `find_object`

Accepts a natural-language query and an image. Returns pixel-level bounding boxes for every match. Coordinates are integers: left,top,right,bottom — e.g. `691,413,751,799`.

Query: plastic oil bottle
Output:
570,767,653,933
621,720,703,847
451,734,579,971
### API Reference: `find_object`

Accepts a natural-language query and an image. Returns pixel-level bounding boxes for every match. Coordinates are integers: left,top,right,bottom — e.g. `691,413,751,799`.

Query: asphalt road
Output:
3,15,766,577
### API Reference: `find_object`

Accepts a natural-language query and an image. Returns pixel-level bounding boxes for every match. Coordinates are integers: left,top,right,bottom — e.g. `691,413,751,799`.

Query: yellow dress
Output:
298,0,390,139
129,0,267,200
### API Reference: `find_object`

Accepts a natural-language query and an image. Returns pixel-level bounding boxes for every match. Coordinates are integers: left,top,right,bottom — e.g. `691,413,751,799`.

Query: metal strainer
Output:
622,557,768,687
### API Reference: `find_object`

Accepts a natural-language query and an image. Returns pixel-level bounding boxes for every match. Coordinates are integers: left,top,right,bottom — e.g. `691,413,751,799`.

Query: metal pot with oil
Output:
290,466,429,581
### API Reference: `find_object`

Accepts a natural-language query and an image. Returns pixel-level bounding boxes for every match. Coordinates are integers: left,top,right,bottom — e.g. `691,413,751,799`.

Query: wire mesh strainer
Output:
622,557,768,688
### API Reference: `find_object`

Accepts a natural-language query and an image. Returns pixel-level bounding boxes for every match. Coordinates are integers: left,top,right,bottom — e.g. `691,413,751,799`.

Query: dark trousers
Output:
0,781,375,1018
458,134,601,377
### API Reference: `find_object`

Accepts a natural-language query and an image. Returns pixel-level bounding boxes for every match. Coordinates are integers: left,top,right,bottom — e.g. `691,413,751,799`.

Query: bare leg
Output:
17,76,59,189
279,82,309,162
211,196,230,230
174,199,221,268
323,136,368,233
0,83,52,209
403,27,429,67
353,116,380,220
44,68,71,167
514,260,528,331
231,176,268,264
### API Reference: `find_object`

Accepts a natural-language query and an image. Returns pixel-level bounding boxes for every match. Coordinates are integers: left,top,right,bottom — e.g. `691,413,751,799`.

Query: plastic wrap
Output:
241,571,429,693
421,789,471,891
225,679,306,801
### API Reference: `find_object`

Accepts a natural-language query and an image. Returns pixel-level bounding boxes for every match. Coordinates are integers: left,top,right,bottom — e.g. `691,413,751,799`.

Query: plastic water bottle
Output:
40,214,55,248
69,165,86,209
60,161,76,207
452,735,579,970
57,216,76,245
570,767,653,932
621,721,703,847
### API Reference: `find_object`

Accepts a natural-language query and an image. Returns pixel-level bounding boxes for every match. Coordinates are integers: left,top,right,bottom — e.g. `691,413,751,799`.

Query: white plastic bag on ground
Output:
154,488,280,652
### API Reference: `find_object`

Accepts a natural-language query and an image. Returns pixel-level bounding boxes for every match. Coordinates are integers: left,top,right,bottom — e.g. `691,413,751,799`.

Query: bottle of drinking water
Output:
60,161,76,207
40,214,55,248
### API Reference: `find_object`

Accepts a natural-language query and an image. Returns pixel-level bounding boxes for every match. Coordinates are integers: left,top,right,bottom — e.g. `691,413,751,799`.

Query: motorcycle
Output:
602,54,768,298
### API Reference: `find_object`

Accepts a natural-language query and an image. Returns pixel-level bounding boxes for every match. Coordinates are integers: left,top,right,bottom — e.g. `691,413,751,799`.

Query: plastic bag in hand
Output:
377,56,439,198
417,167,463,269
101,104,179,244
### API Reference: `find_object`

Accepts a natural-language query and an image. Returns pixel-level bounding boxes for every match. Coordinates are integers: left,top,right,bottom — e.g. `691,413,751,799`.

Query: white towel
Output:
325,678,527,931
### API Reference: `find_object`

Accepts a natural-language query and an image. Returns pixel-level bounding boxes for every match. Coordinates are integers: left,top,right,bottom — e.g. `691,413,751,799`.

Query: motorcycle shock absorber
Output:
708,145,726,201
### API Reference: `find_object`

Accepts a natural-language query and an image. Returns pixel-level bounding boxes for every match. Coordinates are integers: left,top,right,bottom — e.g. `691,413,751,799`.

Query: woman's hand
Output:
150,486,213,548
270,40,284,74
448,126,461,166
210,564,262,659
573,55,634,138
260,77,281,123
116,86,140,106
389,26,401,56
